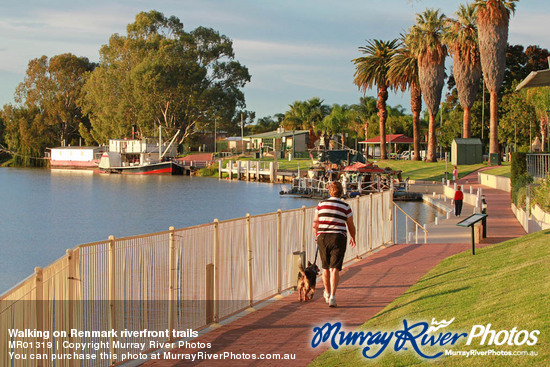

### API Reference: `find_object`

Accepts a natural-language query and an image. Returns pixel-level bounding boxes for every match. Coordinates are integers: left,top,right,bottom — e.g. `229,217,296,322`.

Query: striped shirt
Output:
315,197,352,235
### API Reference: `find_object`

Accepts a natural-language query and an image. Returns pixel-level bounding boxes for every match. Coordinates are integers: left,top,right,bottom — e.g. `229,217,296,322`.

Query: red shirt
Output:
454,190,464,201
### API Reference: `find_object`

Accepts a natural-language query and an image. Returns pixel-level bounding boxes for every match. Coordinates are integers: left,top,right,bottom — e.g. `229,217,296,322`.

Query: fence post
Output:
277,209,282,295
213,219,219,323
355,196,360,258
369,193,373,253
381,193,386,248
34,266,44,367
66,248,77,359
246,214,254,308
301,206,307,253
168,227,176,341
228,160,233,180
108,235,117,364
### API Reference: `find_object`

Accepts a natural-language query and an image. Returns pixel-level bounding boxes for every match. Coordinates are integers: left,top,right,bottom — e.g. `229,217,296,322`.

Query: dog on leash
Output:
297,261,319,302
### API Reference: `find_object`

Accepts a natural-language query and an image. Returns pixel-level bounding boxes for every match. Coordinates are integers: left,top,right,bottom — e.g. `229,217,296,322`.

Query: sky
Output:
1,0,549,121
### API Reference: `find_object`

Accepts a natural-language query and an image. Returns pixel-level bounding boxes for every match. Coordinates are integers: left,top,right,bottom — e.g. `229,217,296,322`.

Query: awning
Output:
360,134,414,144
343,162,384,173
515,69,550,90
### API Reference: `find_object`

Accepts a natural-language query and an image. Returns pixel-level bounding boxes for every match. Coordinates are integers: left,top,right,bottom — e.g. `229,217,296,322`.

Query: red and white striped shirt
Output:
315,197,352,235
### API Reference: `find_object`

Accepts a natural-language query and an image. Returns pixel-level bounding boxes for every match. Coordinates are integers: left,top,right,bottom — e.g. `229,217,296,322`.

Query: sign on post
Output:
456,213,488,255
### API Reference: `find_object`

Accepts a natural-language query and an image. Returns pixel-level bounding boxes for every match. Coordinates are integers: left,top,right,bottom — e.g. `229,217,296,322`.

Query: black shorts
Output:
317,233,347,271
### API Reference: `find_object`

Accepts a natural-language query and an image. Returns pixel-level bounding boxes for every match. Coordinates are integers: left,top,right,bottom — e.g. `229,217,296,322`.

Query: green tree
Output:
318,104,355,147
1,105,49,167
14,53,95,146
250,114,283,134
525,87,550,151
499,90,536,149
407,8,448,162
475,0,518,154
388,35,423,160
282,97,330,149
444,3,481,138
80,10,250,145
353,39,399,160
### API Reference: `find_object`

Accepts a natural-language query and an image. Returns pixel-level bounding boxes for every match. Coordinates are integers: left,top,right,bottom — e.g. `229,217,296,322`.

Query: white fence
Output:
0,191,393,367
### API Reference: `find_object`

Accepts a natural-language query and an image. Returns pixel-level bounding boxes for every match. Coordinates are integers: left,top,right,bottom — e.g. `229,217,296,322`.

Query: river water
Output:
0,168,440,294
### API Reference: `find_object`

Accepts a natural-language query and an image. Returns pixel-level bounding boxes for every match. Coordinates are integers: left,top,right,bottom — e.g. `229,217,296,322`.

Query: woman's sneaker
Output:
329,296,337,308
324,290,330,303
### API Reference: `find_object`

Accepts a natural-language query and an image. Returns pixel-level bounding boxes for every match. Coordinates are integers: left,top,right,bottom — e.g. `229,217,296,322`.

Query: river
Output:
0,168,440,294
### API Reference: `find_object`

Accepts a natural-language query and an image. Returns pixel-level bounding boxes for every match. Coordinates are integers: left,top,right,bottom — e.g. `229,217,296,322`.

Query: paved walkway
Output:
141,168,525,367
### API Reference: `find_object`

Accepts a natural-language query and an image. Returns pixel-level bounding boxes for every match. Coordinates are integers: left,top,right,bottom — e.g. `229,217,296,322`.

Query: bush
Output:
511,173,534,207
198,165,218,177
532,175,550,211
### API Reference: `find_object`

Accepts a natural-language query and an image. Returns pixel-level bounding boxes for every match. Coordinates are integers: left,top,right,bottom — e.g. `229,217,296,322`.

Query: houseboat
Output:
47,146,106,170
98,138,185,175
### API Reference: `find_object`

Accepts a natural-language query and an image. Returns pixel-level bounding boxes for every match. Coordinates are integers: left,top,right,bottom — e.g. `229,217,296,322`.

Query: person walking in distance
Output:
453,186,464,216
312,182,356,307
453,166,458,182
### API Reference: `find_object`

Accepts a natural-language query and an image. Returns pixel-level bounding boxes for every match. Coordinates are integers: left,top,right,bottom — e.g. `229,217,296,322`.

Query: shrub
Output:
532,175,550,211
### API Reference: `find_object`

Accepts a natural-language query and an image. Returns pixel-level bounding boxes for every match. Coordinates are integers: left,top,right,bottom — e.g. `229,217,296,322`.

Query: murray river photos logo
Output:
311,318,540,359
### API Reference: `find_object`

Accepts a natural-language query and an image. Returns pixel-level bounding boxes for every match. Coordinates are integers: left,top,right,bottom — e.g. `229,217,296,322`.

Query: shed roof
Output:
360,134,414,144
246,130,309,139
452,138,483,145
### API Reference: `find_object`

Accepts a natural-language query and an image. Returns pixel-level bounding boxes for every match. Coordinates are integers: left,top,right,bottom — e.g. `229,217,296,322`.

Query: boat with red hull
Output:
100,160,184,175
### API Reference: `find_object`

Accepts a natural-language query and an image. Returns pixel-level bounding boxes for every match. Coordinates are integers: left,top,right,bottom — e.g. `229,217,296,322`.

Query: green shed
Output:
452,138,483,165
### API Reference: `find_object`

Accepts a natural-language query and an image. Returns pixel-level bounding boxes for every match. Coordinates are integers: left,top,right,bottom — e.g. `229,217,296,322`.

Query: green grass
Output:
374,160,487,182
483,165,511,178
311,230,550,366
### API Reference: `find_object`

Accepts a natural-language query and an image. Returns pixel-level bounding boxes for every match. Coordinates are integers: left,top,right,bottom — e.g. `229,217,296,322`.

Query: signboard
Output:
456,213,488,227
456,213,488,255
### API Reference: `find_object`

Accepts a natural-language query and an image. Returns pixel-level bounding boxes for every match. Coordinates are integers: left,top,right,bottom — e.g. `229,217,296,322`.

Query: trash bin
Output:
489,153,501,166
255,152,260,159
280,151,285,159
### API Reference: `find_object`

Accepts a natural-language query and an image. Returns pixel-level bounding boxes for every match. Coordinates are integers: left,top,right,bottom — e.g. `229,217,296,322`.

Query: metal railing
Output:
0,191,393,367
392,202,429,244
526,153,550,179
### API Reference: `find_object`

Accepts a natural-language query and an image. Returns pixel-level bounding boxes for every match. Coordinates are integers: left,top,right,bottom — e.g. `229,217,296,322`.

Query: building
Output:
48,146,106,169
246,128,309,154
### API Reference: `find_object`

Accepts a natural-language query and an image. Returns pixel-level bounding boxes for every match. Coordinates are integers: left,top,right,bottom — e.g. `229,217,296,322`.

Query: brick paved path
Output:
141,167,525,367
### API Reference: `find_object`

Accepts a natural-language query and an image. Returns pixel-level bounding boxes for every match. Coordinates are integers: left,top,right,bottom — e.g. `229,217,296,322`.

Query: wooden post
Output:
246,160,251,181
108,235,117,364
381,193,386,248
218,160,223,179
228,160,232,180
369,193,373,253
237,160,242,180
256,160,260,181
277,209,282,294
301,206,307,252
168,227,176,341
34,267,44,367
213,219,219,323
205,264,214,324
355,196,360,258
269,162,275,183
66,249,75,361
246,214,253,307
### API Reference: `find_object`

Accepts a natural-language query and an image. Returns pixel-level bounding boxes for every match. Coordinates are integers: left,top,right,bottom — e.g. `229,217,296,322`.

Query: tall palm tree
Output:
407,8,448,162
388,35,423,161
475,0,518,154
444,3,482,139
353,39,399,160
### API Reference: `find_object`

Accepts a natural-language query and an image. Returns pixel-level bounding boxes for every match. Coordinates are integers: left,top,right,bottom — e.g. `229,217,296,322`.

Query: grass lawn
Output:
311,229,550,367
483,165,511,178
374,160,487,182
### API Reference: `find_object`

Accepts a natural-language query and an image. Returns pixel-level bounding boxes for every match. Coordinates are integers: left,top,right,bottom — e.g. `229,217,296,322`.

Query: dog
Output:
297,261,319,302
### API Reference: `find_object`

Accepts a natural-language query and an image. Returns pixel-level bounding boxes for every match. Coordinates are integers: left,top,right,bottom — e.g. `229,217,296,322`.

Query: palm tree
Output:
444,3,482,139
353,39,399,160
475,0,518,154
319,104,354,148
407,8,448,162
388,35,423,161
282,97,329,149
